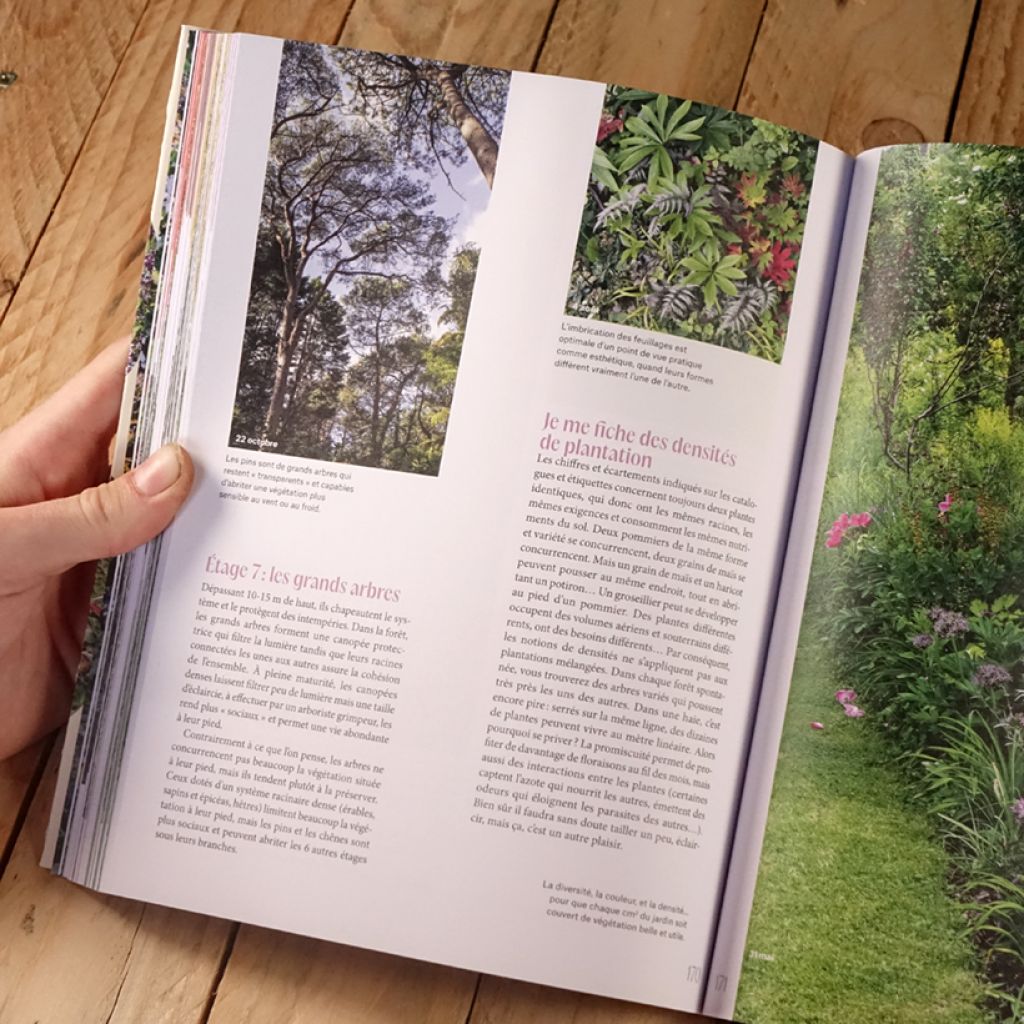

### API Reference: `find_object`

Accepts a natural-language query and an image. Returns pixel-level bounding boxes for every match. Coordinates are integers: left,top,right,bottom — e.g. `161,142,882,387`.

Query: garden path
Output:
736,644,988,1024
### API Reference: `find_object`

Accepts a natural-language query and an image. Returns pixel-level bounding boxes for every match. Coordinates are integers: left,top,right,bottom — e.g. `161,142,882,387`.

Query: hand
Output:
0,340,194,759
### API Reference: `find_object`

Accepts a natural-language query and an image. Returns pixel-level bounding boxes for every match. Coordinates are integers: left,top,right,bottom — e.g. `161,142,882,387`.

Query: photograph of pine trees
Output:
565,86,818,363
229,42,510,474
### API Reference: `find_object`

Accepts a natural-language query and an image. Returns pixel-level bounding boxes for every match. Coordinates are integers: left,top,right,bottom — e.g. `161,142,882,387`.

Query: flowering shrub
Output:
972,661,1013,689
1014,797,1024,824
811,482,1024,1000
931,607,969,638
824,510,872,548
566,87,818,362
819,490,1024,714
919,716,1024,994
833,688,865,719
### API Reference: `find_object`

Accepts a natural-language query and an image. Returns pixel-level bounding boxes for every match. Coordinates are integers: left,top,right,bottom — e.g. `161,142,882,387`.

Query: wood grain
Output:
103,908,236,1024
0,0,147,320
208,930,476,1024
951,0,1024,144
339,0,557,69
537,0,765,109
0,748,233,1024
469,976,699,1024
739,0,976,151
0,738,49,874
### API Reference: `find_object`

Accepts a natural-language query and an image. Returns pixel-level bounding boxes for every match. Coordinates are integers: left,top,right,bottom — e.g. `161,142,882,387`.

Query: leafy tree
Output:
336,52,509,189
256,42,449,442
855,145,1024,483
328,247,479,473
230,41,507,476
331,278,428,468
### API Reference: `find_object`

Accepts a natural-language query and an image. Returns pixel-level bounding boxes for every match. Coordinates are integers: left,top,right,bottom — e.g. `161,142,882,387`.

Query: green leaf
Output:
617,145,656,173
638,104,661,131
624,115,662,144
591,147,619,190
613,88,660,104
670,116,706,142
665,99,695,135
655,91,669,127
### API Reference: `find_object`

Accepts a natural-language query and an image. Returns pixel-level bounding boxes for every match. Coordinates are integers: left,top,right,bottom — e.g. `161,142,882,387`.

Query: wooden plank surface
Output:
536,0,765,108
0,740,48,873
739,0,976,151
1,0,1015,1022
207,931,476,1024
951,0,1024,144
339,0,557,68
0,748,233,1024
472,976,689,1024
0,0,148,319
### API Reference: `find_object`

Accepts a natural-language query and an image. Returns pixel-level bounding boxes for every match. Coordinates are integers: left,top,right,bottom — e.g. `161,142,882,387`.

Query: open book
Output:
45,27,1024,1023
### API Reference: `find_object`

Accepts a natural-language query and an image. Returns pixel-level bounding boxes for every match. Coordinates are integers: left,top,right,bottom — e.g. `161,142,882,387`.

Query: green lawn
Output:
733,642,989,1024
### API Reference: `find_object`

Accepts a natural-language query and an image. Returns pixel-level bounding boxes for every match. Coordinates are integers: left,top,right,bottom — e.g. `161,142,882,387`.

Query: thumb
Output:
1,444,195,583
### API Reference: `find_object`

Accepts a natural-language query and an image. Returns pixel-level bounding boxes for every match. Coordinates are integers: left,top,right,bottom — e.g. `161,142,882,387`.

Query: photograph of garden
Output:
229,42,509,475
737,145,1024,1023
564,86,818,363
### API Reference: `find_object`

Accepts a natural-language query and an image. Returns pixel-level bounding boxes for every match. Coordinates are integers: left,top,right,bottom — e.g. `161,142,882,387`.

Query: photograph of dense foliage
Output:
565,86,818,363
230,42,509,474
738,145,1024,1023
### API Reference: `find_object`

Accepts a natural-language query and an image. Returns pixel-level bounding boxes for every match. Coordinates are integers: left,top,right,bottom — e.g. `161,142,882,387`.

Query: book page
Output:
88,34,849,1012
723,142,1024,1023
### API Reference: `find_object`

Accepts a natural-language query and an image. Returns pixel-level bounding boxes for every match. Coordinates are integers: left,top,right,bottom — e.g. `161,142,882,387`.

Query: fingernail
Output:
133,444,182,496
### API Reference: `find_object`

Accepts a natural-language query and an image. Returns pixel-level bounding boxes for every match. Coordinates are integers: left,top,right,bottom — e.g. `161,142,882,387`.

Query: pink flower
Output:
938,493,953,517
843,704,865,718
824,510,872,549
835,689,857,704
1013,796,1024,824
810,722,824,730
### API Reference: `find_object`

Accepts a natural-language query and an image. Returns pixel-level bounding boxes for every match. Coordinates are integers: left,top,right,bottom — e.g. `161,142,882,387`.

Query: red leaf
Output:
763,241,796,286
